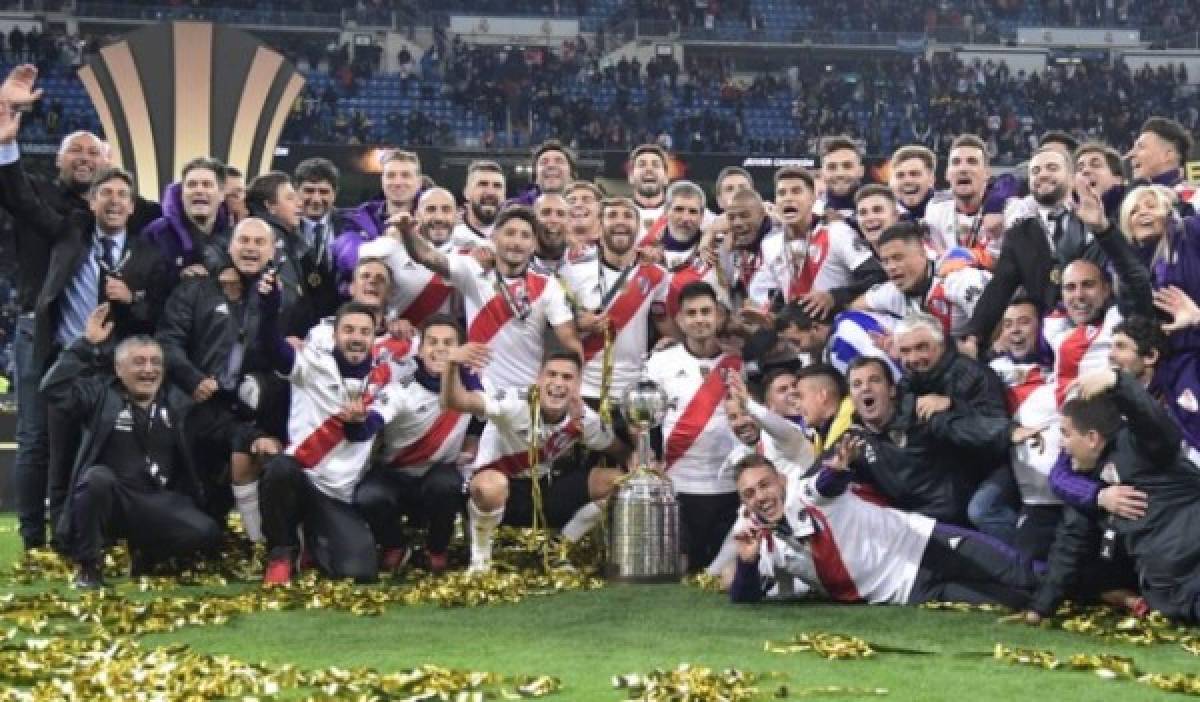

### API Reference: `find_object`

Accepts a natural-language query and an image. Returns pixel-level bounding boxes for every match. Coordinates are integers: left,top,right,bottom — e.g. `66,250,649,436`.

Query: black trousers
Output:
502,467,592,528
354,463,464,554
1014,504,1063,561
677,492,740,574
909,523,1042,609
70,464,222,565
259,455,377,583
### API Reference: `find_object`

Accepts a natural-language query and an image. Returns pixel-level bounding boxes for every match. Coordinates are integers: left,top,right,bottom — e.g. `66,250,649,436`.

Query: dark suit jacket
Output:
966,211,1104,347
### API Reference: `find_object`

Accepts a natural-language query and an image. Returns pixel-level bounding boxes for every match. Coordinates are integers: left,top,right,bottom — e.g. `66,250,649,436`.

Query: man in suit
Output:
295,157,346,306
961,147,1105,355
0,63,161,550
42,304,220,589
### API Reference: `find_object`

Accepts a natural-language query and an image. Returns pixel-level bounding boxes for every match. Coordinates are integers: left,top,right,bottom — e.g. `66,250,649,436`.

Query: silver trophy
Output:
606,371,681,582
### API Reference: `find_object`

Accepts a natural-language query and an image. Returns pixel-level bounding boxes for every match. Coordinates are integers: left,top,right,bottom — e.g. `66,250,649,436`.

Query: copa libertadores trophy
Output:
606,371,682,582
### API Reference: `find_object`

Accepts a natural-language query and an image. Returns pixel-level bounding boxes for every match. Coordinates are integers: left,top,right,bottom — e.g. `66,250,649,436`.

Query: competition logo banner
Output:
77,21,305,202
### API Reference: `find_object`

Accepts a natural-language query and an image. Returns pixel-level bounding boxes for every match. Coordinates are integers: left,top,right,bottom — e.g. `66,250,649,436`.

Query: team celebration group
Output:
2,59,1200,625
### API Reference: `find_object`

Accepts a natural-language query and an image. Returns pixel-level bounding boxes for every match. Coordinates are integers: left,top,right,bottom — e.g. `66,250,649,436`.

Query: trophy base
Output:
604,568,681,584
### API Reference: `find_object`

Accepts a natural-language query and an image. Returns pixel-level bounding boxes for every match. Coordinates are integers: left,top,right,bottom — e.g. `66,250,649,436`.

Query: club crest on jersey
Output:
1178,388,1199,413
888,429,907,447
1099,461,1120,485
638,275,651,295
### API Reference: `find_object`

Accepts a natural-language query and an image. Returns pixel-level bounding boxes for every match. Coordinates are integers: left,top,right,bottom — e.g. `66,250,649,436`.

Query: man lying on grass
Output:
728,442,1042,607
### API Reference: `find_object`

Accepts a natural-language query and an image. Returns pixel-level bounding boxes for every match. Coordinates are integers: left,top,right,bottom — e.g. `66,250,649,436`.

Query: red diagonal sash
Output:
292,363,393,469
467,272,549,343
477,421,582,477
804,505,863,603
785,227,829,301
665,261,708,317
388,410,463,468
638,214,668,249
581,264,666,361
1055,324,1099,407
401,274,454,326
664,354,743,468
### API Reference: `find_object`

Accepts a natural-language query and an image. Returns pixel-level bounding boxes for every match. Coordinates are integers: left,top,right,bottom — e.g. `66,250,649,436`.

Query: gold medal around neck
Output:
1050,267,1061,285
308,271,322,287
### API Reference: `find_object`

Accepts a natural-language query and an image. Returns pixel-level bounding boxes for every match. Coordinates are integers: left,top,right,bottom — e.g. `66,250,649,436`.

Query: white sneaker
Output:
467,555,492,575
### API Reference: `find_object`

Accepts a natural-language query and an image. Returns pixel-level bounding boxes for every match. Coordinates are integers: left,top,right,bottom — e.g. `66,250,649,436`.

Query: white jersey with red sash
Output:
748,220,869,306
445,254,574,390
358,236,459,327
561,260,668,399
304,317,416,363
637,206,668,249
285,349,402,502
471,389,614,479
738,471,934,604
720,401,815,480
378,364,470,477
862,266,990,336
924,199,1002,265
1043,305,1121,406
646,345,741,494
659,232,729,316
990,357,1061,505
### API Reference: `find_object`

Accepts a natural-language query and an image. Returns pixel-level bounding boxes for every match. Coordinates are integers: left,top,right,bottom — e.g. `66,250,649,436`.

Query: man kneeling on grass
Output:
728,445,1041,607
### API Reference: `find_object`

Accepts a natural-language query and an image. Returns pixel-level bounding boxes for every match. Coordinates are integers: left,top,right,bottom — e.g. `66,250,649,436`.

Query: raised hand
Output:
447,341,491,371
1070,368,1118,401
0,64,44,108
83,303,114,345
1154,285,1200,333
1073,173,1108,233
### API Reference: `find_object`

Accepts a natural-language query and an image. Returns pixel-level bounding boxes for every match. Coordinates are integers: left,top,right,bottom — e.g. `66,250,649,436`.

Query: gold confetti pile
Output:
611,664,888,700
0,633,560,702
991,643,1200,696
681,573,724,593
763,633,875,660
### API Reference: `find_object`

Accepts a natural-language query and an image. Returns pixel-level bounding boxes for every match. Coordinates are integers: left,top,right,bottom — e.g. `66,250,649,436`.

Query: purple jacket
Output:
142,182,230,276
331,199,388,282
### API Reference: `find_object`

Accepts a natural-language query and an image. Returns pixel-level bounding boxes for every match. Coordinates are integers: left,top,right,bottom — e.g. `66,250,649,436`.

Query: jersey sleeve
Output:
483,389,527,429
445,252,482,292
946,267,991,316
863,282,904,316
832,223,873,271
580,406,616,450
542,276,575,327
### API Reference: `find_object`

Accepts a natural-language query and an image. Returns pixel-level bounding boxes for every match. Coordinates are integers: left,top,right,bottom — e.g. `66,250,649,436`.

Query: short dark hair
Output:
950,134,989,164
1074,142,1124,179
796,362,847,397
1006,294,1044,319
1113,315,1168,362
773,166,815,191
716,166,753,190
181,156,226,186
876,221,925,249
676,281,720,310
467,159,504,180
821,136,861,160
630,143,669,169
544,349,583,371
221,164,243,180
354,256,394,285
1140,117,1193,166
420,313,465,344
294,157,340,188
531,139,577,179
245,171,292,213
493,205,538,234
890,145,937,173
1061,395,1122,438
88,166,135,197
757,366,799,403
1039,130,1079,153
854,183,895,205
846,355,895,386
732,453,777,483
335,301,380,327
775,301,831,330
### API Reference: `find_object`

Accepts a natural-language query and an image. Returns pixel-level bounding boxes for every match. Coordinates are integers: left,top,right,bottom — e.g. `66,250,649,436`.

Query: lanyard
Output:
596,257,636,312
493,268,532,321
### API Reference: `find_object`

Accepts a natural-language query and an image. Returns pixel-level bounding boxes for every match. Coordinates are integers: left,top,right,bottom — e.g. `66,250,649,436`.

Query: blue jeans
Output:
967,465,1020,546
12,314,49,548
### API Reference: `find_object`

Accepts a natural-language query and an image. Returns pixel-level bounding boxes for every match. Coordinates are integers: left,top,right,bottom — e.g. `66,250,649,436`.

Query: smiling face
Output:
1000,302,1041,359
115,341,164,404
1126,190,1169,244
736,462,788,523
763,372,800,416
535,149,571,193
417,189,457,247
946,145,989,202
725,197,766,245
1029,150,1070,207
1130,131,1176,181
725,397,762,446
566,187,601,240
1061,260,1111,327
298,179,337,221
821,147,864,198
334,311,376,365
601,203,638,257
382,159,421,210
465,169,506,226
58,132,108,189
889,156,935,209
228,218,275,276
666,193,704,240
535,193,570,256
493,217,537,270
419,322,460,376
856,194,899,245
896,324,944,375
89,176,133,234
538,358,581,416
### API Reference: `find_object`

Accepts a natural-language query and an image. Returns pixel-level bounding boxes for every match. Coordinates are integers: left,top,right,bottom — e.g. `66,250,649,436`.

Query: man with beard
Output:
754,168,883,319
1129,117,1195,215
0,63,161,550
565,181,604,257
356,315,472,574
963,152,1110,357
562,197,670,411
333,150,423,273
294,158,344,295
257,292,405,585
628,143,670,240
1075,143,1127,223
455,159,505,241
853,184,901,252
844,353,1041,525
358,187,465,328
851,222,991,338
304,257,411,361
397,205,581,390
715,167,755,213
531,192,576,275
222,166,248,226
507,140,576,207
816,137,865,221
889,145,942,223
924,135,1010,265
245,171,325,334
729,451,1040,608
144,157,231,281
156,219,287,530
723,370,814,480
43,306,221,589
655,181,728,319
646,282,742,572
444,345,623,573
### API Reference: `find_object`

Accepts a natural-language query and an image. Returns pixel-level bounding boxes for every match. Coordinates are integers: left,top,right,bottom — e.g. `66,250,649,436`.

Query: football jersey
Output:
645,345,741,494
1043,305,1121,406
305,317,416,363
560,259,668,399
445,254,574,390
357,236,459,326
737,470,935,604
746,220,871,307
721,401,815,481
924,199,1002,262
376,363,471,476
660,235,730,316
862,266,991,336
471,388,614,479
990,357,1061,505
285,349,401,502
